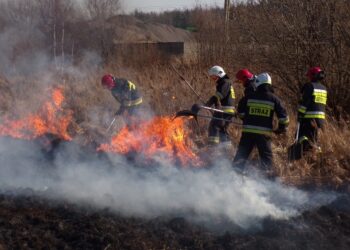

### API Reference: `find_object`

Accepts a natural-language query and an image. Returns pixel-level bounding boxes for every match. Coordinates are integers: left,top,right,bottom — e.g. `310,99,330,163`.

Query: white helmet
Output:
255,72,272,87
208,66,226,78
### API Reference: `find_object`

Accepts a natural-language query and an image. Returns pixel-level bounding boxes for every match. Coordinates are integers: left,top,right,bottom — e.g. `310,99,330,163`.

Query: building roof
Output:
106,15,194,43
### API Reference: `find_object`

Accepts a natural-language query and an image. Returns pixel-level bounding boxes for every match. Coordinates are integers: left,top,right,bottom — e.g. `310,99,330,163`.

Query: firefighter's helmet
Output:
208,66,226,78
236,69,253,82
255,72,272,87
306,67,325,81
101,74,115,89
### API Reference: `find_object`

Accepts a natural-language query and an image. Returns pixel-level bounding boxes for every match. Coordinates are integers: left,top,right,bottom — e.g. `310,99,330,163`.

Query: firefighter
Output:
235,68,256,96
101,74,143,126
206,66,236,146
233,73,289,170
297,66,327,154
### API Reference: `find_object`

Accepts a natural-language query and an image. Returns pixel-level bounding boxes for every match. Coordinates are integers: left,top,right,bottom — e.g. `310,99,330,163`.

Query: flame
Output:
0,87,73,140
98,116,202,167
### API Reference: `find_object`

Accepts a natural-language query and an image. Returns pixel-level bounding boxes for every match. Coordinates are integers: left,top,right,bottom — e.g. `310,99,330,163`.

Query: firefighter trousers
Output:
208,112,233,144
298,119,321,152
233,133,273,170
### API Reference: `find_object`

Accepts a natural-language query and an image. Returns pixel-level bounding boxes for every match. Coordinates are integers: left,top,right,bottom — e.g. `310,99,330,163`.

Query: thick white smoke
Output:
0,137,336,230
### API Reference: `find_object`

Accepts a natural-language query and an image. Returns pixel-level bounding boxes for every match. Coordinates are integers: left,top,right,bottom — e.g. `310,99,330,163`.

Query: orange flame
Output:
0,87,73,140
98,116,202,167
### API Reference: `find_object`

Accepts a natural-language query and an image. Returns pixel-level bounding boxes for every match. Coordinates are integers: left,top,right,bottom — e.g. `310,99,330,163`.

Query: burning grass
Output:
0,87,73,141
98,116,203,167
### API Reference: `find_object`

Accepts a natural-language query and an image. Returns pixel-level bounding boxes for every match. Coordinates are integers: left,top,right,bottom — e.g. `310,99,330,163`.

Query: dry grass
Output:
1,61,349,189
3,63,349,189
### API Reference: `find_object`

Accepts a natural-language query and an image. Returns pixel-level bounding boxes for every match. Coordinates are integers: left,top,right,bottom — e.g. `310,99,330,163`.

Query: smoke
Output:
0,137,337,231
0,8,105,118
0,25,48,76
0,0,337,232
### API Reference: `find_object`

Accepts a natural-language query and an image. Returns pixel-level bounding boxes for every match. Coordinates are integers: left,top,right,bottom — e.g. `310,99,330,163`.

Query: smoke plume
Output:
0,137,336,230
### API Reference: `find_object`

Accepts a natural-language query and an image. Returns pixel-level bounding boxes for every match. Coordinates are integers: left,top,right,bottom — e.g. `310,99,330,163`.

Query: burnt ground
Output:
0,190,349,250
0,137,350,250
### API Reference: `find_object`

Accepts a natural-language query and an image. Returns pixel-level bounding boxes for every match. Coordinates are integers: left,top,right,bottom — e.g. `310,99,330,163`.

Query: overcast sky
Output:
123,0,222,13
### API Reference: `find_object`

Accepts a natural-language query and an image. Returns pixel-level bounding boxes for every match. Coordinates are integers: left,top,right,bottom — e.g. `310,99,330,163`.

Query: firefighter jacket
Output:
111,78,143,108
237,84,289,136
243,77,256,96
205,76,236,114
298,81,327,125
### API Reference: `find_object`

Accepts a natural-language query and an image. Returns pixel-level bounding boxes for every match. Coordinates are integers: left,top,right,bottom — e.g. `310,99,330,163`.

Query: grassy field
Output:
1,61,349,189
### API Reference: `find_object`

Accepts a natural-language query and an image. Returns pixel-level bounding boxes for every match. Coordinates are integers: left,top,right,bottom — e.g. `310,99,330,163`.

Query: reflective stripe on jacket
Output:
206,76,236,114
237,84,289,135
298,82,327,121
111,78,143,108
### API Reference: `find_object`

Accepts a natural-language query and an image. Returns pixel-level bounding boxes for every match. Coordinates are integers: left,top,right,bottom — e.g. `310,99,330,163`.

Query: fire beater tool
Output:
190,103,236,115
171,64,206,104
106,116,117,133
174,104,242,126
175,111,241,125
287,122,302,161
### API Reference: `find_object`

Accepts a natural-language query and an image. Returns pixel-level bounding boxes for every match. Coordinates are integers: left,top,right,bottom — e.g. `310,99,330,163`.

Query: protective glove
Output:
191,103,201,115
214,97,222,110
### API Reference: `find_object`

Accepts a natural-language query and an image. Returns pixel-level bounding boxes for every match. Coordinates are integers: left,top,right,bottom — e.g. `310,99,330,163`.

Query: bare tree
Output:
36,0,77,70
76,0,121,61
84,0,120,20
0,0,40,25
189,0,350,115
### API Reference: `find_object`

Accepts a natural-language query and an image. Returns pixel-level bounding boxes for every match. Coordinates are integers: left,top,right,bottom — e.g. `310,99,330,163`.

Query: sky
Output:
123,0,222,13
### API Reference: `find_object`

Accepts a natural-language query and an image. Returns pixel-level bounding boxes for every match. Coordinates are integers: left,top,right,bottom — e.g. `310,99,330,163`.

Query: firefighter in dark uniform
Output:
233,73,289,170
101,74,143,126
236,68,256,96
206,66,236,145
297,67,327,153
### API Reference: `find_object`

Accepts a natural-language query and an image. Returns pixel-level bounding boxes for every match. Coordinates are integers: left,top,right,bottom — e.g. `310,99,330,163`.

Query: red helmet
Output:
101,74,115,89
306,67,324,81
236,69,254,83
